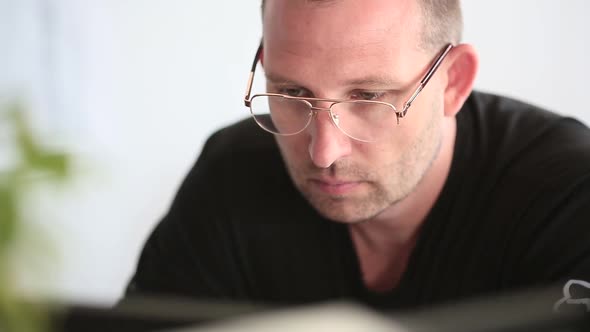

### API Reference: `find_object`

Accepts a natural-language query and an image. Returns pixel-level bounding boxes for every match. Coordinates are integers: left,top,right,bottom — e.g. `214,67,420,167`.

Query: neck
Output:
348,117,457,292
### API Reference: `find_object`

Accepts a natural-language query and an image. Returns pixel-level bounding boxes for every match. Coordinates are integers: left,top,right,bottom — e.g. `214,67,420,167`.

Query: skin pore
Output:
263,0,477,291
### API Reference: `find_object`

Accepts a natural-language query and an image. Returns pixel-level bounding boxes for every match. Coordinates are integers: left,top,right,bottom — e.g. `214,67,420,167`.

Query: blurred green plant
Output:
1,102,69,332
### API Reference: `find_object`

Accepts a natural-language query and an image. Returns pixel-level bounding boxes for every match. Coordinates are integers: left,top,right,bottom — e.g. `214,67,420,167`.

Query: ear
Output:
442,44,478,117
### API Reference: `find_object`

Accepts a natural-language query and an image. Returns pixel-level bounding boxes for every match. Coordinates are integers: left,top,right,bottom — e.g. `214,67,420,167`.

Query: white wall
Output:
463,1,589,118
0,0,588,305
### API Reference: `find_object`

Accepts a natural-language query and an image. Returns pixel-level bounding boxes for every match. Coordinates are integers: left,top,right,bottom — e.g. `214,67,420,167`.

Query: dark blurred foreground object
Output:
49,284,590,332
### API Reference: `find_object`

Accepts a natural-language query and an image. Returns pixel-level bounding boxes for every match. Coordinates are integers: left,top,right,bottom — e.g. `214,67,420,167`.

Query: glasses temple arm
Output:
401,44,454,117
244,42,264,106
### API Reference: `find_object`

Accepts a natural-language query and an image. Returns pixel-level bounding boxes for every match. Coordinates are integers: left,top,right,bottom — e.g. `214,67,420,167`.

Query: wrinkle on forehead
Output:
265,44,408,94
262,0,425,92
263,0,420,54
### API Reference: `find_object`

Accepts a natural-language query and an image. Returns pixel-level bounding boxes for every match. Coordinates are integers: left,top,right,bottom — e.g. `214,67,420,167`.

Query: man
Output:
125,0,590,310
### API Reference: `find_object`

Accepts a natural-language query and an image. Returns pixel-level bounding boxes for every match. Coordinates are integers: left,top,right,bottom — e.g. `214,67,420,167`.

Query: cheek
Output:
369,110,437,168
378,121,415,154
352,138,400,171
397,92,444,142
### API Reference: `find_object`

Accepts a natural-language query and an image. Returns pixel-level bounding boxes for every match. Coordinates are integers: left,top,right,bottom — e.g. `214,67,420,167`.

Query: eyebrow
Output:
265,72,300,86
344,76,405,88
265,72,405,89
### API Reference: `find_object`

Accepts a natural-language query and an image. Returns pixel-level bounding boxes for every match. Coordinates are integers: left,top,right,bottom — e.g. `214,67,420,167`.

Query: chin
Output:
320,210,369,224
307,195,387,224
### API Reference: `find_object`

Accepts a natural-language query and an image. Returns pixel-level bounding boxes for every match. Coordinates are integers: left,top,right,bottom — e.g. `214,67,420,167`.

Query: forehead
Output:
262,0,424,87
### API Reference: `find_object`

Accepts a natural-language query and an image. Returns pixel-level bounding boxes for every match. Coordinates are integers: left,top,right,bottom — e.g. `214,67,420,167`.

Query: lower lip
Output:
312,180,361,195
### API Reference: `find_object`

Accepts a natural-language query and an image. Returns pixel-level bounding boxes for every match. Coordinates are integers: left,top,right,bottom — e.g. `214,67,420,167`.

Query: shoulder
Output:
187,117,287,190
181,117,308,225
180,117,293,206
200,117,280,164
461,91,590,148
458,91,590,188
450,91,590,249
450,92,590,286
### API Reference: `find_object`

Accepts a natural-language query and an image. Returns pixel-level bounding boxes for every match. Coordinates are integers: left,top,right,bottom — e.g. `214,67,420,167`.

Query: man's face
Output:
263,0,447,223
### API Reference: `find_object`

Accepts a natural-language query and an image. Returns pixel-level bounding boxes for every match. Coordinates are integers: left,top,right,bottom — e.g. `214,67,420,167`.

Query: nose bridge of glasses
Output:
310,105,332,113
309,103,342,130
308,100,337,121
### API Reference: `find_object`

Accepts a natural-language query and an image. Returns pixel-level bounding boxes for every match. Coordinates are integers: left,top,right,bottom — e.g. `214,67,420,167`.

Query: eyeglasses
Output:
243,42,453,142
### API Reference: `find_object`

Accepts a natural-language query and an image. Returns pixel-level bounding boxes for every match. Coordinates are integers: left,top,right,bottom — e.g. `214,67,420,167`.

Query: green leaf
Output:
1,100,66,332
0,187,18,252
33,153,69,179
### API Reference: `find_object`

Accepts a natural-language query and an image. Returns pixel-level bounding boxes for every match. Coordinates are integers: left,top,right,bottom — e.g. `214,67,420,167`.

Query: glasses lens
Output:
331,101,397,142
250,95,312,135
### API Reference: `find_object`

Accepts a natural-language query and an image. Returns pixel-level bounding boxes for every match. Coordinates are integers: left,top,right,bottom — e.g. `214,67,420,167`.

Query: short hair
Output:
418,0,462,50
261,0,463,51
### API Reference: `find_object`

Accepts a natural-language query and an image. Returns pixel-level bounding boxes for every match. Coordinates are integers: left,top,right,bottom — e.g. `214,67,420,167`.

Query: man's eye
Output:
351,91,385,101
278,87,307,97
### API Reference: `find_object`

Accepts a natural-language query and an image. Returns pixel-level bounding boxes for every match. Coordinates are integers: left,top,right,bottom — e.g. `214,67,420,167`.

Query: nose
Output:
307,109,352,168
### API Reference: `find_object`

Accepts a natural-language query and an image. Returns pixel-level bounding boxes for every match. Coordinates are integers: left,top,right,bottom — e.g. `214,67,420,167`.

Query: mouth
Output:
309,178,363,196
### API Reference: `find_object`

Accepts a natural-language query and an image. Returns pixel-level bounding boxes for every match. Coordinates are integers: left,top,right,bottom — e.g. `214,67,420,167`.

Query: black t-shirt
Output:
126,91,590,311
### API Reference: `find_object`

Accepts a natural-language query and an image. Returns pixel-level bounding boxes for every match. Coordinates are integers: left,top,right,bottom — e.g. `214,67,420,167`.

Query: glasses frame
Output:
243,41,454,141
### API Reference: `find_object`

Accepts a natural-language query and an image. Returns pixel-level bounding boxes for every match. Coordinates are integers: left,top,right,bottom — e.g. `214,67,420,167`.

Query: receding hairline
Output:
260,0,463,51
